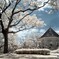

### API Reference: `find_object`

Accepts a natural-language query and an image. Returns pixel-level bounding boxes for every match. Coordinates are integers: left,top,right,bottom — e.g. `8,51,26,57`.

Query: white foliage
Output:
0,0,46,29
0,0,47,51
22,14,45,27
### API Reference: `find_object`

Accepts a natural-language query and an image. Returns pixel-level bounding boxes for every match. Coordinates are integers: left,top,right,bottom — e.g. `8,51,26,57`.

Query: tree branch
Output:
10,0,49,27
13,0,49,14
0,20,4,31
4,12,10,20
7,0,21,29
8,26,34,33
10,11,34,27
2,3,11,13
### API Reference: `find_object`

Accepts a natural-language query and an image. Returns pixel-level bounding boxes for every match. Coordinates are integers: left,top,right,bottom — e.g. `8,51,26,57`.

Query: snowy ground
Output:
0,53,59,59
0,49,59,59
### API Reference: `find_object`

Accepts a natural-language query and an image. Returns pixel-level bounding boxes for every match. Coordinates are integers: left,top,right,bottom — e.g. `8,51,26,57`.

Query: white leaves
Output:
22,38,38,48
0,0,46,30
30,1,41,7
6,0,9,3
29,0,42,9
22,14,45,27
0,0,5,9
23,0,31,6
2,13,9,28
22,0,43,9
49,0,59,9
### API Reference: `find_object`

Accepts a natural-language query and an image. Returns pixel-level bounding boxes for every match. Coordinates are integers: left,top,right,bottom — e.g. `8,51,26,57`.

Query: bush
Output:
14,49,50,55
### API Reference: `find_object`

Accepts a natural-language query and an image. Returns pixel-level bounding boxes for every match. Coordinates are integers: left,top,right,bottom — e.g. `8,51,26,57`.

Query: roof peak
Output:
47,27,54,32
48,27,53,29
41,27,59,38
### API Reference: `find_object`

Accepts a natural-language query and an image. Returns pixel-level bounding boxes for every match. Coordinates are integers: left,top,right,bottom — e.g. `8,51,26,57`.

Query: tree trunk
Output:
3,30,8,53
0,16,8,53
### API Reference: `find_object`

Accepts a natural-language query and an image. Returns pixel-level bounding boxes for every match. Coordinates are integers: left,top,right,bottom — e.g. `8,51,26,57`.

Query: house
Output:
38,27,59,50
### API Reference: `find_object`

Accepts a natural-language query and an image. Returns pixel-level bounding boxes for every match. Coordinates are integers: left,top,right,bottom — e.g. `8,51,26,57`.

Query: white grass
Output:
0,53,58,59
1,48,59,59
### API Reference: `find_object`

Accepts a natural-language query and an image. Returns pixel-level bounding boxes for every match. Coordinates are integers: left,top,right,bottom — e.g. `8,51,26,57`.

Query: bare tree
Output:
22,38,38,48
0,0,49,53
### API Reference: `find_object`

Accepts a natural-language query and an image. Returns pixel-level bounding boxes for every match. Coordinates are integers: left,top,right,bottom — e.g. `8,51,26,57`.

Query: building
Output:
38,27,59,50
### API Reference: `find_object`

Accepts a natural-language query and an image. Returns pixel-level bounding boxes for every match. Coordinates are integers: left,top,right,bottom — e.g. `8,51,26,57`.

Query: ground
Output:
0,49,59,59
0,53,59,59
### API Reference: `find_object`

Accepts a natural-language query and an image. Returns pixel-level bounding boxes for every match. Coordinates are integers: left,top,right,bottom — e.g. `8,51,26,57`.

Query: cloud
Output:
56,30,59,34
16,28,39,43
17,28,39,37
22,14,45,27
39,29,45,33
39,29,45,36
16,28,46,44
29,28,38,32
17,28,45,39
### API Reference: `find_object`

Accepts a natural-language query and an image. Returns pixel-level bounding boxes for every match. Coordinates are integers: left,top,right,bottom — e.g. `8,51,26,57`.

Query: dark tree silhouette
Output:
0,0,49,53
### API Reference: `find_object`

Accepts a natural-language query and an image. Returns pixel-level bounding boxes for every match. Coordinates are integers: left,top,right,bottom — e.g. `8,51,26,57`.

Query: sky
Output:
17,3,59,43
35,5,59,30
3,0,59,43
